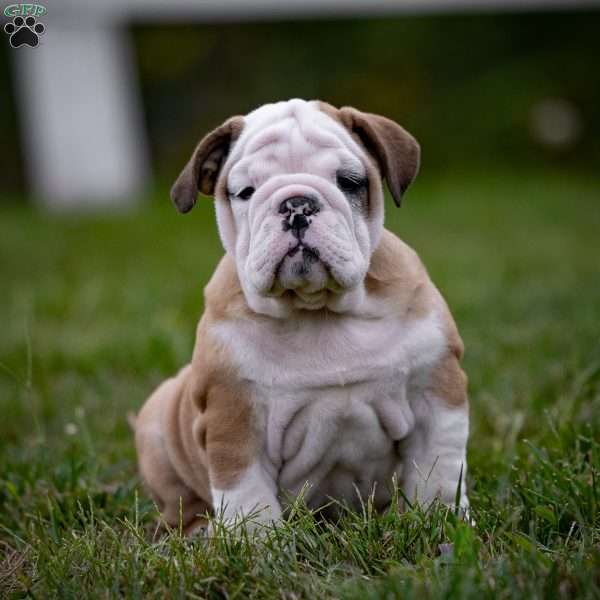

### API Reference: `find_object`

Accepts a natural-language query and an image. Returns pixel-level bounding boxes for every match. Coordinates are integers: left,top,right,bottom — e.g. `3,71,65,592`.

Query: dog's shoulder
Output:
366,228,434,318
192,253,253,396
367,228,427,288
203,253,252,322
368,228,464,361
190,255,247,390
368,230,466,407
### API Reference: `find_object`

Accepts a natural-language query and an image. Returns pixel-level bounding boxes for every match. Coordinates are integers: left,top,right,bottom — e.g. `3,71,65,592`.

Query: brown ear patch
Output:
170,116,244,213
319,102,420,207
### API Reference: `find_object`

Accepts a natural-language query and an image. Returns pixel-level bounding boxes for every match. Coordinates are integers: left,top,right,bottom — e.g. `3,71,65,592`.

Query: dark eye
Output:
336,173,367,193
236,186,255,200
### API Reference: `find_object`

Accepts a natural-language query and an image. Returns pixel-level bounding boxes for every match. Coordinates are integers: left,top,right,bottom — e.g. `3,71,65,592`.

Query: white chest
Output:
211,310,446,509
255,375,414,509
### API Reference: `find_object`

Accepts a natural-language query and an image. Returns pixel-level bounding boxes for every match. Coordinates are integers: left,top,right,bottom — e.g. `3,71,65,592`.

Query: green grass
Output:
1,169,599,598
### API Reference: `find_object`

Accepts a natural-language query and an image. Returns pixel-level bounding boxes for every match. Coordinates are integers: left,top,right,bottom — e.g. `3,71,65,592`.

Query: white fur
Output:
211,310,462,513
401,393,470,510
206,99,469,523
211,460,282,530
215,99,384,319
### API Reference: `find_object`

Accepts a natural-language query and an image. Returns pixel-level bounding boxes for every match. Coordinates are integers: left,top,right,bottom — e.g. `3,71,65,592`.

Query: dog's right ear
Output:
170,116,244,213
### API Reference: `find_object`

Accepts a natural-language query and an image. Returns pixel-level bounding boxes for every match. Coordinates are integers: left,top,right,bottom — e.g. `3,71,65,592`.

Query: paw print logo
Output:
4,15,45,48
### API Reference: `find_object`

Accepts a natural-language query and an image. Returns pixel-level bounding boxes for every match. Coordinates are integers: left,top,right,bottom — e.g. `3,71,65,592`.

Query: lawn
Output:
1,169,599,598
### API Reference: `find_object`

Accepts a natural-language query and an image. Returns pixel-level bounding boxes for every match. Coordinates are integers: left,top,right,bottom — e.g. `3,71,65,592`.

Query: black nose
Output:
279,196,320,240
278,196,320,216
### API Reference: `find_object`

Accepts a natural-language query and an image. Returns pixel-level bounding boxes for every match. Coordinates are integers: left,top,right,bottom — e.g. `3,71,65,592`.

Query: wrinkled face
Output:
217,101,384,317
170,98,420,319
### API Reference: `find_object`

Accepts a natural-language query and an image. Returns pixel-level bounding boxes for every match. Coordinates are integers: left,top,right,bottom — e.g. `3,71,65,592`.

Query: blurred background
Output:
0,0,599,490
0,1,599,203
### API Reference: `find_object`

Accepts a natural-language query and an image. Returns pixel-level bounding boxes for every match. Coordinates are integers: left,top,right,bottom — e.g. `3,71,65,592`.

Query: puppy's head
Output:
171,99,420,317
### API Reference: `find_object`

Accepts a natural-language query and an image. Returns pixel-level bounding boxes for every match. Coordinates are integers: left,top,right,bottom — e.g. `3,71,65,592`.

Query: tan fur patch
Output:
365,227,467,407
202,254,254,323
161,369,211,500
365,228,432,321
136,258,260,527
201,380,257,489
179,266,259,490
186,257,260,491
134,366,212,529
428,353,469,408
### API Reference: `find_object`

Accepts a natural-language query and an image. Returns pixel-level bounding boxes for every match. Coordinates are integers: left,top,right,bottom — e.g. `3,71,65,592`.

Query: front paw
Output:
209,495,282,537
402,474,469,514
208,460,282,536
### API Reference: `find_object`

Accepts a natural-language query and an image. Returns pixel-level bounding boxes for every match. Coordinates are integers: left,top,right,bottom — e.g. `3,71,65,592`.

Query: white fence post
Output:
12,16,149,209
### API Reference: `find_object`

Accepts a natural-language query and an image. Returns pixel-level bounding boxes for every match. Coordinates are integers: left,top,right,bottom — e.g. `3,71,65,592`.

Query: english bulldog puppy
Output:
134,99,469,534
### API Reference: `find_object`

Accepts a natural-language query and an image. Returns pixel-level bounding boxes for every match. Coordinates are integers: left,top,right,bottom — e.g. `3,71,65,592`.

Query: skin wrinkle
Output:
135,100,469,533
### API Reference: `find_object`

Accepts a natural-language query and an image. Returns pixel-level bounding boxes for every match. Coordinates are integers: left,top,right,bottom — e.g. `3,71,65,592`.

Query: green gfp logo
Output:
4,3,46,17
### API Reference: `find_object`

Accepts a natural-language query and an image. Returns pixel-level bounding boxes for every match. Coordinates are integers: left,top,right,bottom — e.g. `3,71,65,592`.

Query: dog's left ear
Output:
338,107,420,207
170,116,244,213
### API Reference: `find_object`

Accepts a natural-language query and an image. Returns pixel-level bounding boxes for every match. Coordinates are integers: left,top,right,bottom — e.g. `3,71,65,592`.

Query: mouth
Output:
266,241,343,301
283,241,321,275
